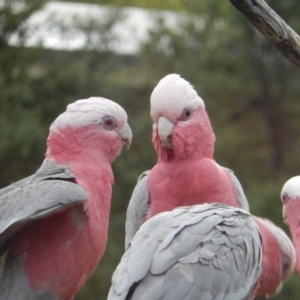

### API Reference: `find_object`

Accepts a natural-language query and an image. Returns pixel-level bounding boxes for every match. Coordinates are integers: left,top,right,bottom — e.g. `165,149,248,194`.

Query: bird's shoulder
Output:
0,160,87,250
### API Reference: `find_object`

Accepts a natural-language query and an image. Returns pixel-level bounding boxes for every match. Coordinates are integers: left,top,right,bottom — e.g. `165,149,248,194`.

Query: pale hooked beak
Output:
118,123,132,149
158,116,174,149
282,205,288,225
266,281,283,299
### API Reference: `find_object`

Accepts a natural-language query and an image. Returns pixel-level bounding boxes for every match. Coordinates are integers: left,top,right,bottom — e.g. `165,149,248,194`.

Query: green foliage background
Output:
1,0,300,298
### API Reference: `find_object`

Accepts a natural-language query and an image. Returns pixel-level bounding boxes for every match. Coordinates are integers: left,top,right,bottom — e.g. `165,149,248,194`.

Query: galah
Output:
281,176,300,275
253,216,295,298
108,203,262,300
122,74,294,298
0,97,132,300
125,74,249,248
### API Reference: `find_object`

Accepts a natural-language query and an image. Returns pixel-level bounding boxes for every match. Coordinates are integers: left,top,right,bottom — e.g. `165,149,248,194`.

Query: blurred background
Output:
1,0,300,298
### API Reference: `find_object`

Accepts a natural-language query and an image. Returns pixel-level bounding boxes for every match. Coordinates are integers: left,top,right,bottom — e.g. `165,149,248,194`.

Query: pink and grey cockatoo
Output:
125,74,249,248
281,176,300,275
108,203,263,300
0,97,132,300
253,216,295,298
122,74,295,299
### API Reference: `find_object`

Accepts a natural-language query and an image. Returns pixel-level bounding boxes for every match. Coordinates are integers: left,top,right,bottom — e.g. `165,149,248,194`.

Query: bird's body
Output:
109,204,262,300
3,165,111,299
121,74,295,299
125,74,248,247
0,97,132,299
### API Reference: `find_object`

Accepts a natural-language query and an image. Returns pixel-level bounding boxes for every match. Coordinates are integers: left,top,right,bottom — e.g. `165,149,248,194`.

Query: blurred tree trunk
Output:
252,60,285,174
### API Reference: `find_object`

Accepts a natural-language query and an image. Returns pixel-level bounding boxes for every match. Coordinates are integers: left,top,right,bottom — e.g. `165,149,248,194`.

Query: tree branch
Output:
229,0,300,68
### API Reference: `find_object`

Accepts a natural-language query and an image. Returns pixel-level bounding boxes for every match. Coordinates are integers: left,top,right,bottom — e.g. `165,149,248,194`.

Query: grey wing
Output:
29,160,77,182
109,204,262,300
0,253,60,300
0,160,76,198
222,166,250,212
125,171,150,249
0,161,86,249
0,176,33,198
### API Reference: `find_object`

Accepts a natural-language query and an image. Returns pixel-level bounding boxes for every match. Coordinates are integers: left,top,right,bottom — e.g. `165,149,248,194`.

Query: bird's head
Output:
281,176,300,226
150,74,215,161
254,216,296,298
280,176,300,275
46,97,132,164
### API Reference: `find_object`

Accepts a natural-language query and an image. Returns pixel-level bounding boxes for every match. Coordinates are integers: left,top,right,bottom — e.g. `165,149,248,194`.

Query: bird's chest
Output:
148,159,230,216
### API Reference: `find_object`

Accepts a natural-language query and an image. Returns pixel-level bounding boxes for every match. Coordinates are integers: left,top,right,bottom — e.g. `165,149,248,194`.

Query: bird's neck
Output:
285,201,300,273
46,125,119,165
45,125,116,208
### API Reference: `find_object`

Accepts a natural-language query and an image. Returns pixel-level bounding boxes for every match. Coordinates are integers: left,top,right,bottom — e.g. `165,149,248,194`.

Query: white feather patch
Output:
281,176,300,201
49,97,128,132
150,74,205,121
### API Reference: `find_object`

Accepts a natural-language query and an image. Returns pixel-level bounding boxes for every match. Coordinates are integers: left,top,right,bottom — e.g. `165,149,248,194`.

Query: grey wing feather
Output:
125,171,150,249
222,166,250,212
29,160,76,182
108,204,262,300
0,160,76,198
0,161,86,249
0,253,60,300
0,176,33,198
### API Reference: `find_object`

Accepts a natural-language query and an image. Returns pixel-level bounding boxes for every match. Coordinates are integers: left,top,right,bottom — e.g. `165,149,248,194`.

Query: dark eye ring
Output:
185,110,191,117
282,193,289,204
282,256,291,275
102,116,116,130
181,108,192,120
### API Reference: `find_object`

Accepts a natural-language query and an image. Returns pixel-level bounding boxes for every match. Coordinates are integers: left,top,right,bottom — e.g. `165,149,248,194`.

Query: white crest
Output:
49,97,128,132
150,74,205,120
281,176,300,200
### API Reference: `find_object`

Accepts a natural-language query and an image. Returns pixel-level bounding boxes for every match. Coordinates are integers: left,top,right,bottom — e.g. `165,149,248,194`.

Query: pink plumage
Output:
123,75,295,299
281,176,300,275
148,74,249,218
125,74,248,246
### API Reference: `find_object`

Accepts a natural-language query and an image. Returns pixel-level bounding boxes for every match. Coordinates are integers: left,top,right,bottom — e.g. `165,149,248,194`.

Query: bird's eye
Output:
105,119,113,126
102,116,116,130
282,257,291,274
181,108,192,120
282,193,289,204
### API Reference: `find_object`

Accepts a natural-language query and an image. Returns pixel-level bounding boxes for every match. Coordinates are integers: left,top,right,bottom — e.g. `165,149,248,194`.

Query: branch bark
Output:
229,0,300,68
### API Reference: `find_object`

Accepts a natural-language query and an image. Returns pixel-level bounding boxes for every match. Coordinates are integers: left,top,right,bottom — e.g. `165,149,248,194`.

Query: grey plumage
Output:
221,167,249,212
0,254,59,300
0,160,87,251
0,176,33,198
109,204,262,300
125,171,150,249
124,168,249,249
